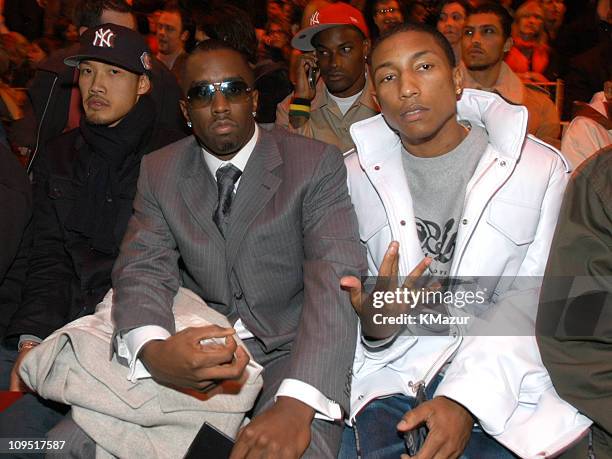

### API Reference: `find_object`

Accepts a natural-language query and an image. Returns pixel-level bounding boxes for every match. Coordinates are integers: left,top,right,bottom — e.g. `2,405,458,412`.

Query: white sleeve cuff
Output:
117,326,171,382
275,378,343,422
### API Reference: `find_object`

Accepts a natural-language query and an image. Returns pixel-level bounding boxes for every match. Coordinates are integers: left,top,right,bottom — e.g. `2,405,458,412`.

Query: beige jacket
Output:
276,76,378,152
461,62,561,147
20,288,263,459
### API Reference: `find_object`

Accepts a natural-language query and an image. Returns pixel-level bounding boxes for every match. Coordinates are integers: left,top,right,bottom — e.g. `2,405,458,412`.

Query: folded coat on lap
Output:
19,287,263,459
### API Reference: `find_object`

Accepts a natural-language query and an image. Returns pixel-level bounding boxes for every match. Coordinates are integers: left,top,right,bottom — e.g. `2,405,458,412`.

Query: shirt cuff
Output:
275,378,343,422
117,325,171,382
233,318,254,340
18,334,43,347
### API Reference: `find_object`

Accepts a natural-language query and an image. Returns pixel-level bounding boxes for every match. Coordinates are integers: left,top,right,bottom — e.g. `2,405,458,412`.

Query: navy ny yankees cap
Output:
65,23,153,75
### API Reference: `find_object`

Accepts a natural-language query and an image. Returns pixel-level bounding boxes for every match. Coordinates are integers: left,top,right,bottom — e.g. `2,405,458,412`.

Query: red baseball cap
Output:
291,2,369,51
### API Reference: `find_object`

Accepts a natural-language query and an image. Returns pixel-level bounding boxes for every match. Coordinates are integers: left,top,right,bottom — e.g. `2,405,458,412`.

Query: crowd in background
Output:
0,0,609,158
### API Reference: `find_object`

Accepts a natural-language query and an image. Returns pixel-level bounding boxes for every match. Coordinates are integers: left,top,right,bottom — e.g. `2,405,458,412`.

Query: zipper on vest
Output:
408,328,461,394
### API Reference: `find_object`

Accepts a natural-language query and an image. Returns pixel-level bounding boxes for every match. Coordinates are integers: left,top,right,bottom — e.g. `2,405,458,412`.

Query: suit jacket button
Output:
234,291,243,300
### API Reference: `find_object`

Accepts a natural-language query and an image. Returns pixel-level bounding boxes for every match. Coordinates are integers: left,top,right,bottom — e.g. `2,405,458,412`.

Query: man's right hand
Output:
341,241,432,340
9,347,35,392
139,325,249,391
293,52,319,101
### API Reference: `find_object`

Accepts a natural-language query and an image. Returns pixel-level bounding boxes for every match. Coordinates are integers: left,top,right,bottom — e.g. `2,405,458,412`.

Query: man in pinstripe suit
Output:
110,40,366,458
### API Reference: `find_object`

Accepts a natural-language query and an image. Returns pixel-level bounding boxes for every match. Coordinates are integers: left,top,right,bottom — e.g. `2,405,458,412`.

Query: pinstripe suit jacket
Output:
111,126,366,411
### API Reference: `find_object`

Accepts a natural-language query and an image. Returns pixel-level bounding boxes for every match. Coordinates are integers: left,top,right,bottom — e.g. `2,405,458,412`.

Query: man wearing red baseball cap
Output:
276,2,379,152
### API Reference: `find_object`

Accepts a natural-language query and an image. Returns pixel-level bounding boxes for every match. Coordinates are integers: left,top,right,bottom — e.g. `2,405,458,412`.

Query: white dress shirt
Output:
116,125,342,421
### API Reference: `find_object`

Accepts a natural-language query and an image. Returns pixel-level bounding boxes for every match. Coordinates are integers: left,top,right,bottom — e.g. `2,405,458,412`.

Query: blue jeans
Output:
338,376,518,459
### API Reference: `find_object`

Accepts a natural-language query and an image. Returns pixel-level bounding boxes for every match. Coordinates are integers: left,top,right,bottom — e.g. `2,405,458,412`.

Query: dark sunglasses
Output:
187,80,253,108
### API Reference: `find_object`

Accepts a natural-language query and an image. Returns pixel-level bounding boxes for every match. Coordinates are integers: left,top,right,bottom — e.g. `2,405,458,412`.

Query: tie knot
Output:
216,163,242,187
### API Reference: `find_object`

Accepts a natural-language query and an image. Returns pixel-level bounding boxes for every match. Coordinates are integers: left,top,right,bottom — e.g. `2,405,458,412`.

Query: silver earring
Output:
187,121,192,128
252,111,257,117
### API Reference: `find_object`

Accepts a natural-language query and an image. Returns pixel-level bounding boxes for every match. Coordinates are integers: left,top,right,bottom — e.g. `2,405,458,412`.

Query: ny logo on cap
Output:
93,28,115,48
310,11,320,25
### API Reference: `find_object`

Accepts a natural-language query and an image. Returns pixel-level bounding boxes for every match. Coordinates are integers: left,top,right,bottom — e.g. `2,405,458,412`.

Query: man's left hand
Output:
230,396,314,459
397,396,474,459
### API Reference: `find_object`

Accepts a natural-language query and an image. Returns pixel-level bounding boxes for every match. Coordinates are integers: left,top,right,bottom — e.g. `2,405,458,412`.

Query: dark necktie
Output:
213,164,242,237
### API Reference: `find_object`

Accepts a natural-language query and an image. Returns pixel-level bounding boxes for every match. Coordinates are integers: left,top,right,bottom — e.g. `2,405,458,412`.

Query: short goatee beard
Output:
85,116,111,126
219,141,239,153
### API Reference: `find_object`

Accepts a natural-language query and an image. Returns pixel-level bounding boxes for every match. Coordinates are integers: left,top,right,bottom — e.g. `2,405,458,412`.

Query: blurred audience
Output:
266,0,293,27
364,0,406,39
155,2,193,77
255,18,294,124
256,0,296,123
258,20,293,64
0,39,28,149
51,16,79,47
540,0,565,42
406,0,429,23
561,81,612,168
562,0,611,117
437,0,470,63
555,0,610,66
499,0,514,15
461,1,561,145
0,32,32,86
144,10,161,53
505,0,554,83
131,0,163,54
2,0,44,41
27,37,57,67
194,3,258,65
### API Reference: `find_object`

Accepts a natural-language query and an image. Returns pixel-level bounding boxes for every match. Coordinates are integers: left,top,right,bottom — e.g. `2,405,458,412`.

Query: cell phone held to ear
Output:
308,65,318,90
184,422,235,459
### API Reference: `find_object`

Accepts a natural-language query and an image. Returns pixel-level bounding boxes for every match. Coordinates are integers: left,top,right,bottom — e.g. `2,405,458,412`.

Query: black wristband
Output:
291,97,311,107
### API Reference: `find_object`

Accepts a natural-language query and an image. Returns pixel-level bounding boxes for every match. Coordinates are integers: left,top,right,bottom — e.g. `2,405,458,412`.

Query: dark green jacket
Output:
537,145,612,458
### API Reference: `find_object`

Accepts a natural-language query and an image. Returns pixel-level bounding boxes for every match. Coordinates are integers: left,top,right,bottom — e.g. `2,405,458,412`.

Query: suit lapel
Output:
178,137,226,252
225,130,282,271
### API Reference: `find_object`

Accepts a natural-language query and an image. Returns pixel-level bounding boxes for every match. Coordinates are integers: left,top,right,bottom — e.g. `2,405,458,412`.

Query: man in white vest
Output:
338,22,591,459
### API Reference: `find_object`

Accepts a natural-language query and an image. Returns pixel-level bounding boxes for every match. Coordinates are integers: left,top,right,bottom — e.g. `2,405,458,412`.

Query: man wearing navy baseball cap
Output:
0,23,185,446
276,2,379,152
64,23,154,125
